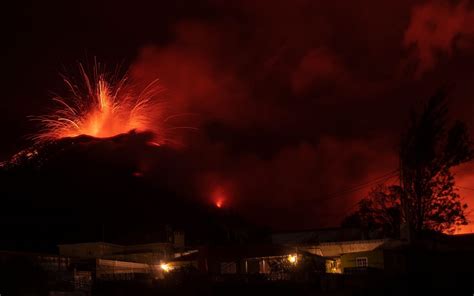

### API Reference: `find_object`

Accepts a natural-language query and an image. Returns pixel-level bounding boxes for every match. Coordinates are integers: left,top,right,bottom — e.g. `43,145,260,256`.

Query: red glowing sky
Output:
1,0,474,231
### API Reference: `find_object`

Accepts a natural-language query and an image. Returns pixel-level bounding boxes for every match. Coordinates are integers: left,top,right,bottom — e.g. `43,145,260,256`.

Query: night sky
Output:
1,0,473,233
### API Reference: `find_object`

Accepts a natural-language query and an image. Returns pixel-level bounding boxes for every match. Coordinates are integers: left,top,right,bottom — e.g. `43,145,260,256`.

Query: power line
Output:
325,175,472,223
457,186,474,191
453,159,474,173
317,169,399,202
306,172,400,222
314,175,399,220
337,173,400,217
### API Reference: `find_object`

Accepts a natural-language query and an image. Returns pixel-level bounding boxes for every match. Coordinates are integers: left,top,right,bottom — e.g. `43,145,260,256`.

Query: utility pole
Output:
399,152,411,243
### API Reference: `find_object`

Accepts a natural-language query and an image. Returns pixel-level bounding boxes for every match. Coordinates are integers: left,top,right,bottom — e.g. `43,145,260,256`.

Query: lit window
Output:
355,257,368,267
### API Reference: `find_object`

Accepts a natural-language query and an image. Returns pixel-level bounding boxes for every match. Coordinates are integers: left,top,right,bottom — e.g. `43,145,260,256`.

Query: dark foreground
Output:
2,272,473,296
91,273,473,296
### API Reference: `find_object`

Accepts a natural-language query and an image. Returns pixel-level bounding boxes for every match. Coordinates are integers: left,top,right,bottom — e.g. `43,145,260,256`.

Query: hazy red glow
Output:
404,0,474,77
5,0,472,233
33,67,167,144
215,199,224,208
132,171,144,178
127,1,474,231
212,186,228,209
453,162,474,234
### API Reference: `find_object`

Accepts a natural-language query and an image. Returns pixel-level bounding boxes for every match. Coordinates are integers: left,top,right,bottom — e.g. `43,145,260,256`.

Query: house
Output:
0,250,77,293
272,227,369,245
272,228,408,274
161,244,327,281
338,240,407,273
57,231,186,281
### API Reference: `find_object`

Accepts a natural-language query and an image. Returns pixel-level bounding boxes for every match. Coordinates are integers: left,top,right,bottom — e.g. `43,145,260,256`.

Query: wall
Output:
303,239,386,257
341,250,384,271
58,243,124,258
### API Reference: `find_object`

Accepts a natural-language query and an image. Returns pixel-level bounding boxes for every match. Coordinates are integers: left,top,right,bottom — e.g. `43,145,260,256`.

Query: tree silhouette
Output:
342,184,401,238
400,90,473,235
344,91,473,236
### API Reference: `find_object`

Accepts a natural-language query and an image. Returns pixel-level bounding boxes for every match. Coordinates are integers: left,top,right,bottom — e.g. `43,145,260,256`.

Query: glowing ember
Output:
32,65,167,144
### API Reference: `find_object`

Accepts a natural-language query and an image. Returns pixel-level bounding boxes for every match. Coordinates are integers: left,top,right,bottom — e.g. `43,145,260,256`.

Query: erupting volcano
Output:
32,65,167,144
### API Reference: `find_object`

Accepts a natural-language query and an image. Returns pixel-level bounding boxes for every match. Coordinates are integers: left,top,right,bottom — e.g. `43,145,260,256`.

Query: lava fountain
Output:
32,64,169,144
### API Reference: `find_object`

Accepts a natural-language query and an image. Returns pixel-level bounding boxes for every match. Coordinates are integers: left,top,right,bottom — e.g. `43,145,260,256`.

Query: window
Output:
326,258,342,274
355,257,368,267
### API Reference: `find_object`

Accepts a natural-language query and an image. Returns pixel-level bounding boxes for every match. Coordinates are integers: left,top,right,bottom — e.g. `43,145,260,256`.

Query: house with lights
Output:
57,231,186,282
272,228,408,273
55,227,408,284
161,244,327,281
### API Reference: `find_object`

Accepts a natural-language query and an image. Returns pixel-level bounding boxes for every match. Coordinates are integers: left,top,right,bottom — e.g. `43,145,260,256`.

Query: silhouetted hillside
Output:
0,131,261,251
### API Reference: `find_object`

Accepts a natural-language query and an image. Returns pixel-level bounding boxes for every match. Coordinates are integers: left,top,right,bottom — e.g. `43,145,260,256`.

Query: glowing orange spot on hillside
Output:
212,186,228,209
215,198,224,208
132,171,144,177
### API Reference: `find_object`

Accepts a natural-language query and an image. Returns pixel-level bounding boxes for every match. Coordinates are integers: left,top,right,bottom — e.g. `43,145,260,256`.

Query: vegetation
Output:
344,91,473,236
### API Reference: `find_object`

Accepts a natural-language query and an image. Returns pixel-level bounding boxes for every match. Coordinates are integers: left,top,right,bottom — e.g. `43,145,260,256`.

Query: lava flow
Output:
32,65,167,144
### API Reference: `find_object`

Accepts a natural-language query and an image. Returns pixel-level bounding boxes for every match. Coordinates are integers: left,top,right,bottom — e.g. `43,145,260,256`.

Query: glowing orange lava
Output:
32,65,167,144
215,198,224,208
211,186,228,209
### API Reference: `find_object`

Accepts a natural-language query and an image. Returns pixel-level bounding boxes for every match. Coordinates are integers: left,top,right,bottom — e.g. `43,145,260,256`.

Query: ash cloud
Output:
1,0,473,231
124,0,474,230
404,0,474,77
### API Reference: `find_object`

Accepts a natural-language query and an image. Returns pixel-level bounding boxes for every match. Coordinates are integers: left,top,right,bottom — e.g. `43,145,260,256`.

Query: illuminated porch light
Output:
288,254,297,264
160,263,172,272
